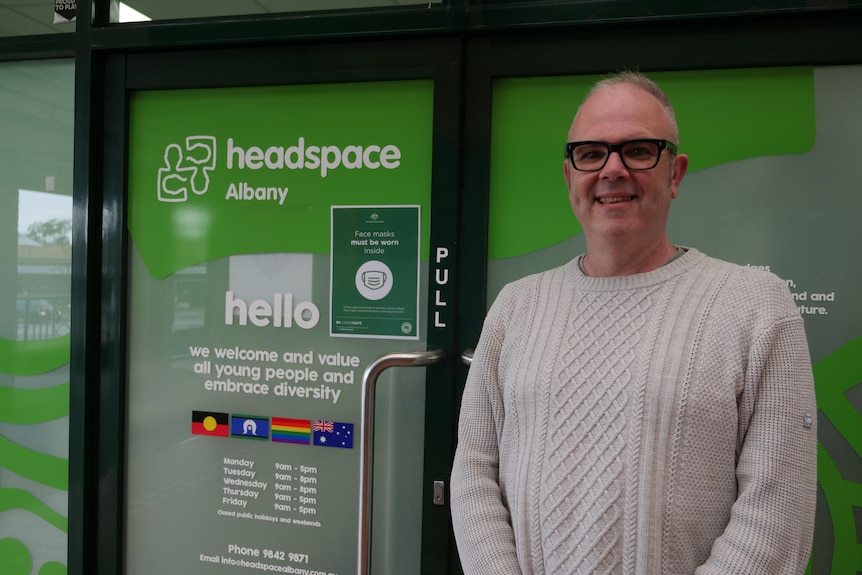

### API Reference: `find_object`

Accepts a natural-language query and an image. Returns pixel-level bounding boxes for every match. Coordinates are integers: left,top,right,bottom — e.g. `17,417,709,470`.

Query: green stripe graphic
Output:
812,336,862,573
0,435,68,491
0,382,69,424
0,488,68,533
0,335,71,376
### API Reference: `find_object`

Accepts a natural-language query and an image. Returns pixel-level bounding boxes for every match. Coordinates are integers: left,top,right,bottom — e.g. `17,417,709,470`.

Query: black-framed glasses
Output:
565,139,678,172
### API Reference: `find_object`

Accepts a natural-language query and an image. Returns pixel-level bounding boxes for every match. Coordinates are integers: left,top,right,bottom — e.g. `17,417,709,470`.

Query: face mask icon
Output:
355,261,393,301
362,270,387,290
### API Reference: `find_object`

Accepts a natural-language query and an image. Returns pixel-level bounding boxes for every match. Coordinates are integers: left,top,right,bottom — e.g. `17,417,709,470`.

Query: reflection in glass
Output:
17,190,72,341
0,1,75,36
0,0,440,35
110,0,439,23
0,59,74,575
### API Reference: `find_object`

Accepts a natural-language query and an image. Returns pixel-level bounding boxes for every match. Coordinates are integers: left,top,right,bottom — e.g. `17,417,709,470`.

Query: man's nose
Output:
601,150,629,177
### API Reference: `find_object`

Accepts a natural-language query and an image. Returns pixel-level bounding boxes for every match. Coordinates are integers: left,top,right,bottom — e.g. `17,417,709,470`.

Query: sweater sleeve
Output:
450,291,524,575
695,311,817,575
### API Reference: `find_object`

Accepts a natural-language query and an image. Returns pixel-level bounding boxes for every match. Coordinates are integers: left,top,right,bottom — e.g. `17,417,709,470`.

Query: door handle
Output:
461,348,474,366
358,348,445,575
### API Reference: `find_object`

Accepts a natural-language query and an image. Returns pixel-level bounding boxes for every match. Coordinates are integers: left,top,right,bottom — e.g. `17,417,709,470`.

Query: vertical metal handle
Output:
358,348,445,575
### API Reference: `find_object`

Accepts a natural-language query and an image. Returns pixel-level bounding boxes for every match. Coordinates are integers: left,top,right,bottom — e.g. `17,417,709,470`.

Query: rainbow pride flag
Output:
271,417,311,445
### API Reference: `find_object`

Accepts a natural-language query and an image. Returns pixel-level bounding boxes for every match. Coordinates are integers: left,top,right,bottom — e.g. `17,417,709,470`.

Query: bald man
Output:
451,71,817,575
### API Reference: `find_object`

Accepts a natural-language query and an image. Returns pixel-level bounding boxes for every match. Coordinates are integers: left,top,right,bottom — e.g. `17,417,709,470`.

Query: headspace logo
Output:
158,136,217,202
226,137,401,177
158,136,402,205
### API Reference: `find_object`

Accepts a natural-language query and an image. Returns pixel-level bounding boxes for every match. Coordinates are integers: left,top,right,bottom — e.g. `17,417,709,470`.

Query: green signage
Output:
128,81,433,279
489,66,816,260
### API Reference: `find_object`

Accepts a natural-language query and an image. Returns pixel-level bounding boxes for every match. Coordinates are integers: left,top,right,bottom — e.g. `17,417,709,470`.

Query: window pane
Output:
0,1,75,37
0,58,74,574
111,0,441,22
0,0,444,32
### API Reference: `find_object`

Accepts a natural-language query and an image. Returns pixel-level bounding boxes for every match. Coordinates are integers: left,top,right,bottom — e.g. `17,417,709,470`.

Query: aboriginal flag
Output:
192,411,229,437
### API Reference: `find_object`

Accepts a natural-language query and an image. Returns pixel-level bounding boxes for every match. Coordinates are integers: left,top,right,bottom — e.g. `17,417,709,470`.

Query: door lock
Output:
433,480,445,505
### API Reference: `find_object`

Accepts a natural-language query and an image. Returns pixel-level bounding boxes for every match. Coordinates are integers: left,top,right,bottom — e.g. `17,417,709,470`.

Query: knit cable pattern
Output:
540,288,654,573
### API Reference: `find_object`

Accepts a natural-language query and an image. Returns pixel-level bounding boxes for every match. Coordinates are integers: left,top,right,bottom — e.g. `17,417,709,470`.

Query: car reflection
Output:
16,297,70,339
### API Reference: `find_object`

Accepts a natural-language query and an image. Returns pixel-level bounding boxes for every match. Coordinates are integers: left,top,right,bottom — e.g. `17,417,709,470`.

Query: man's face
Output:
563,84,688,247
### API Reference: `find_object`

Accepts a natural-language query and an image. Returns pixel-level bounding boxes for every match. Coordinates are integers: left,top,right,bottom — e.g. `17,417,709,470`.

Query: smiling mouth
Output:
597,196,635,204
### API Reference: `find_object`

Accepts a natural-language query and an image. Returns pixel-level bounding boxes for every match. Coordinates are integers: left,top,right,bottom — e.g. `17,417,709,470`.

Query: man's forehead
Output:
569,83,671,139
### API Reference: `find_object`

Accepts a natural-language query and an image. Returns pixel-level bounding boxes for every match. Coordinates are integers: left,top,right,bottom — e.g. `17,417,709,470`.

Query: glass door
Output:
112,41,462,575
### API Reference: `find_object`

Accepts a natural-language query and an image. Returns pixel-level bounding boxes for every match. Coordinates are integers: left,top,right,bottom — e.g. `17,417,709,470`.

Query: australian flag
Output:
312,420,354,449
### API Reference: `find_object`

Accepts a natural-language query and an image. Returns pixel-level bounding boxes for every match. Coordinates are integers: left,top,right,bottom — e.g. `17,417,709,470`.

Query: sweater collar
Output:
568,247,705,291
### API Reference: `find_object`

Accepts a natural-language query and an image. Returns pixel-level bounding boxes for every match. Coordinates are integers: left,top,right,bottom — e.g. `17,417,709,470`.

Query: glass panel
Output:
112,0,441,23
0,59,74,575
0,1,75,37
0,0,442,32
124,80,434,574
486,66,861,573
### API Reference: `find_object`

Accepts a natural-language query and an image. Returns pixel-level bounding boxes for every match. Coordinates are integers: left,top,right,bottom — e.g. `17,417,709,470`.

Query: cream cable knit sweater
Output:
451,248,817,575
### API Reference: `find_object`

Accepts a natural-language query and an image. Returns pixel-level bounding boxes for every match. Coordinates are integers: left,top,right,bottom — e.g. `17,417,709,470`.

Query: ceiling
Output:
0,0,423,37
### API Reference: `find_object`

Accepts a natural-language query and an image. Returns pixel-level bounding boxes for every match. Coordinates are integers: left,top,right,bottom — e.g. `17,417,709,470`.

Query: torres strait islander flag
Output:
230,414,270,440
191,411,229,437
271,417,311,445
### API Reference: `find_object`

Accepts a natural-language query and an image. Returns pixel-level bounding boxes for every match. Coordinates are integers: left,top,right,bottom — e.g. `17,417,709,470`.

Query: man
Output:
450,71,817,574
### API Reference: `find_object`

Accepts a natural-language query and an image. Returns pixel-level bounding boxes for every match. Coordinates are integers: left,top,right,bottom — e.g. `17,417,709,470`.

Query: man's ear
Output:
670,153,689,199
